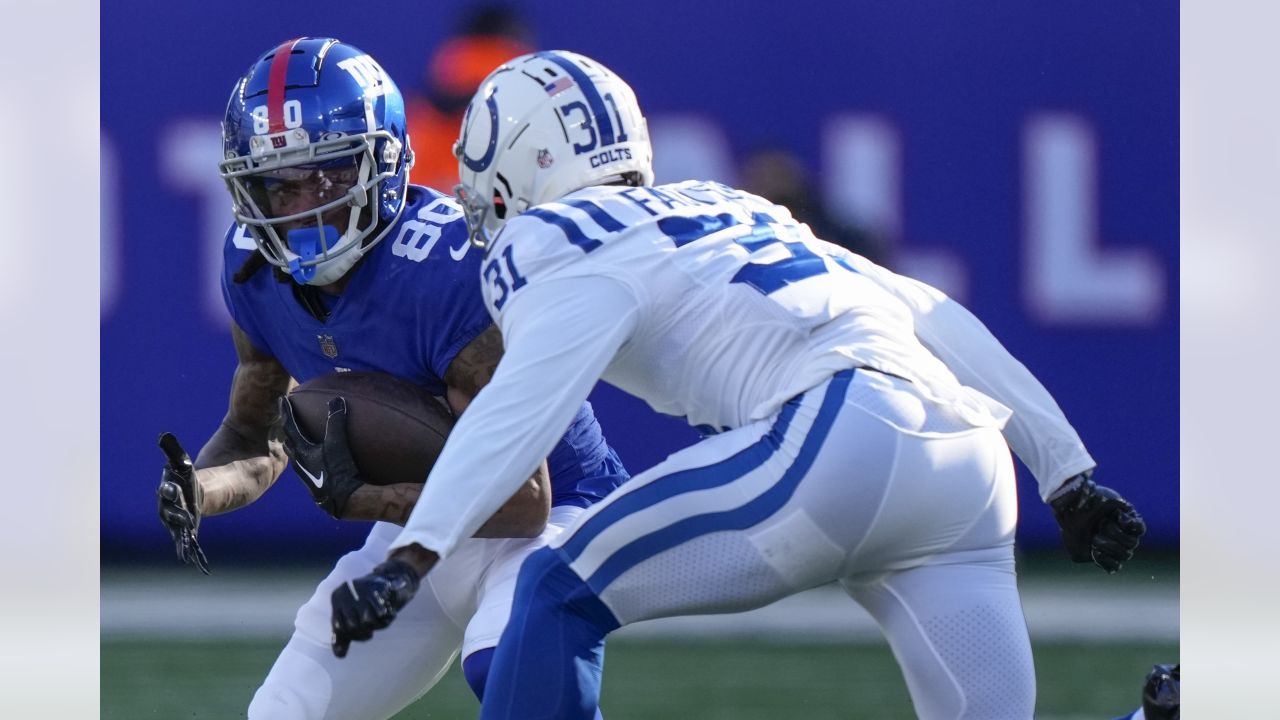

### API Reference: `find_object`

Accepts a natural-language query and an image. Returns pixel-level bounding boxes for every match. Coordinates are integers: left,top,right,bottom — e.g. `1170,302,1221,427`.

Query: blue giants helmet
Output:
219,38,414,286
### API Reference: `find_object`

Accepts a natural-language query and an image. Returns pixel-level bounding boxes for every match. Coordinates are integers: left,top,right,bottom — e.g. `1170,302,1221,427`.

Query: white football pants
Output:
553,368,1035,719
246,505,585,720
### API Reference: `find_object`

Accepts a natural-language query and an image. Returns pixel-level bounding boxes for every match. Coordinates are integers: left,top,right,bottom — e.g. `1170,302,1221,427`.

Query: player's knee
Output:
248,638,335,720
462,647,495,700
511,547,620,634
511,547,570,608
248,664,332,720
248,687,318,720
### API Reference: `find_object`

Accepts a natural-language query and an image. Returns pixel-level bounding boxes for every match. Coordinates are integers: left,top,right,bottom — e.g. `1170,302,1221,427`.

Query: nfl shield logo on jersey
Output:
318,334,339,359
537,149,554,169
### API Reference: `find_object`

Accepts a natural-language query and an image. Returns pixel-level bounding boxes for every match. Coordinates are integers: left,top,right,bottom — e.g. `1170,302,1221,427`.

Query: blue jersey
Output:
221,186,627,508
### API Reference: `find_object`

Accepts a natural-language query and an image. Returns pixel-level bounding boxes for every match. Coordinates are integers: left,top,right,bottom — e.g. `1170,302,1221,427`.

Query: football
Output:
286,371,455,486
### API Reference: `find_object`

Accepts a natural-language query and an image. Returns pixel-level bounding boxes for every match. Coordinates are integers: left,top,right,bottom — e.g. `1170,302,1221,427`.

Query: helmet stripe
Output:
267,37,304,133
537,52,615,147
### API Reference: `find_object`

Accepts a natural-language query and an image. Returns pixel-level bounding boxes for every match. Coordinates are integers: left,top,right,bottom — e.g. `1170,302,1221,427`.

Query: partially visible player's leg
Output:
845,550,1035,719
483,367,1037,719
839,387,1035,720
480,545,617,720
461,648,496,700
482,371,867,720
462,647,605,720
459,505,594,700
249,522,467,720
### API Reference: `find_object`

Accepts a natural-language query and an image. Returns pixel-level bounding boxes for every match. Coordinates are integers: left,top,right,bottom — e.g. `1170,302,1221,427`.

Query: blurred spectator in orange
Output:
407,5,533,190
740,147,890,267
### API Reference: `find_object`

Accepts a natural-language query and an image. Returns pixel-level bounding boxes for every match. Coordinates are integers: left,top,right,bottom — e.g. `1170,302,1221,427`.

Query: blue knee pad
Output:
481,547,618,720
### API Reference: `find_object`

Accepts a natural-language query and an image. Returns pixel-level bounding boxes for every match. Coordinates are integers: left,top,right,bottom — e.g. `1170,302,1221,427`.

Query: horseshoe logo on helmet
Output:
460,87,501,173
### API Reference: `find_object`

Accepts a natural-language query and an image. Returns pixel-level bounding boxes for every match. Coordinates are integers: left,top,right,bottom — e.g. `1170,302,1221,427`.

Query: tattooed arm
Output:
442,323,506,409
445,324,551,537
336,324,551,537
191,322,293,516
339,463,550,537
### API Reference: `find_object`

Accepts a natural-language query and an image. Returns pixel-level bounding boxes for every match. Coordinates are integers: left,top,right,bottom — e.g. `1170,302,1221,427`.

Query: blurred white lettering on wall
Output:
159,121,232,325
1023,114,1164,324
101,132,120,318
823,115,969,301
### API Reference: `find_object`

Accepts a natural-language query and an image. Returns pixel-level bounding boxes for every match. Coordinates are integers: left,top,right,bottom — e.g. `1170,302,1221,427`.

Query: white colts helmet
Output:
453,50,654,248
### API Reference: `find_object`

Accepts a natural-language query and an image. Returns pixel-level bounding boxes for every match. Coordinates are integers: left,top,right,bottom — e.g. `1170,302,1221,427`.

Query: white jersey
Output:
393,181,1095,558
499,181,1008,432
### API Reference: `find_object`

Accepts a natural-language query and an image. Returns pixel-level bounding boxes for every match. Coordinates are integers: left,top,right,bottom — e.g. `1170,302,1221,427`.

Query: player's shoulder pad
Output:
380,186,476,270
223,221,259,258
490,200,606,284
220,221,265,284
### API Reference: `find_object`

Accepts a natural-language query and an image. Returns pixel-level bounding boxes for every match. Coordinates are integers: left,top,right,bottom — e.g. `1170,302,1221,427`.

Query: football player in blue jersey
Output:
154,38,627,720
328,51,1149,719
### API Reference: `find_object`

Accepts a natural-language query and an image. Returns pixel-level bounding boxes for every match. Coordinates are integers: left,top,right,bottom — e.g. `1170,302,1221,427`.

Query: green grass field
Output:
102,636,1176,719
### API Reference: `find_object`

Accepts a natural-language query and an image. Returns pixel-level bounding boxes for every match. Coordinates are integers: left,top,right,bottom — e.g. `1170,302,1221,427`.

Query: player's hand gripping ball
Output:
279,394,364,518
282,372,456,517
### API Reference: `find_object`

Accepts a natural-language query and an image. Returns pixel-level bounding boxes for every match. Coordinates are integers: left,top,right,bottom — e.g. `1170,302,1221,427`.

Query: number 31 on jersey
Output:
484,245,529,312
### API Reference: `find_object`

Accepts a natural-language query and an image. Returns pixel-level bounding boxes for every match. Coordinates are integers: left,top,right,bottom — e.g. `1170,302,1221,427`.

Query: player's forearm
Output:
474,460,551,538
859,263,1096,497
914,302,1096,498
341,483,421,525
194,456,283,515
194,422,287,515
394,283,636,557
342,461,550,535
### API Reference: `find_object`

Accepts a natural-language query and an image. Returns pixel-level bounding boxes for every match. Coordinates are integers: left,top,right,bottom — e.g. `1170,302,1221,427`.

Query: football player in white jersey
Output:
327,51,1147,719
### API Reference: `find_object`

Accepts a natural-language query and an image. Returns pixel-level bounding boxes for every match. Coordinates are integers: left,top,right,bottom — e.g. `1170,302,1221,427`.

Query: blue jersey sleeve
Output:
220,223,274,356
379,190,497,384
422,242,494,384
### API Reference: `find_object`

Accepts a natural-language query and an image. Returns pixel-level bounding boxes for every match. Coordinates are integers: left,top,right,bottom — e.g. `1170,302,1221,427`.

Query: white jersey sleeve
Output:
838,252,1096,501
390,274,640,558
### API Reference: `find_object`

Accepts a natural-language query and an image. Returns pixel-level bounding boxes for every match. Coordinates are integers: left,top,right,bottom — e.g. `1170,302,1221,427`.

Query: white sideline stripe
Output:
100,570,1178,642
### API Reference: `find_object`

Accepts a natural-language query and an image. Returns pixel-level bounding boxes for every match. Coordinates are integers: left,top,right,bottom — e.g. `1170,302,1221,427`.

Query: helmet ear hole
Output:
491,170,513,220
491,189,507,220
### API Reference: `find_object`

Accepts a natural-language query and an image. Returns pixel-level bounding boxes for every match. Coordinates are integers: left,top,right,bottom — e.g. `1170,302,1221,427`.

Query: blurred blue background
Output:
101,1,1177,562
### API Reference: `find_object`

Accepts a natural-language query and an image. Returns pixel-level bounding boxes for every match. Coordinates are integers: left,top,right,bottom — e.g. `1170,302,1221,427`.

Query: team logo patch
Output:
459,88,501,173
318,334,339,359
537,149,554,169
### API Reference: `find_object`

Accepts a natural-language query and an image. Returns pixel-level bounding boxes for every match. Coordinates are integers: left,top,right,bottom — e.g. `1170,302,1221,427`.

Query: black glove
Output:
1049,471,1146,573
330,559,421,658
279,395,363,518
156,432,211,575
1142,663,1180,720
